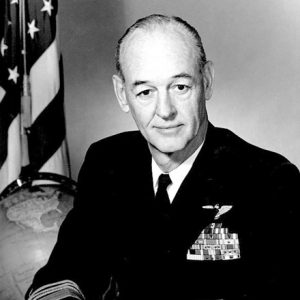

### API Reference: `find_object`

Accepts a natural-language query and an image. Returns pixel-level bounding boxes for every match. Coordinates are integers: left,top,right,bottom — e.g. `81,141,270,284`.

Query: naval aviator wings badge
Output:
187,205,241,261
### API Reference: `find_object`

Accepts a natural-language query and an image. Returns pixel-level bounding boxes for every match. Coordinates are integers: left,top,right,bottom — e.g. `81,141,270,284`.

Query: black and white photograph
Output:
0,1,299,299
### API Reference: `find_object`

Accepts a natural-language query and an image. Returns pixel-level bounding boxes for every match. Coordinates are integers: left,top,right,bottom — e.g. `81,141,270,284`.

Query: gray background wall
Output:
59,0,300,180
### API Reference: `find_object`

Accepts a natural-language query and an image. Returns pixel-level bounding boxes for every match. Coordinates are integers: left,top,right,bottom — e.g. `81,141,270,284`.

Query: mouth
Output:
154,124,183,134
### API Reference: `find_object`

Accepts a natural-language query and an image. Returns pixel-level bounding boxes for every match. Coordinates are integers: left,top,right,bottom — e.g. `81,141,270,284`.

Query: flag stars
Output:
8,66,19,84
1,38,8,56
41,0,54,16
28,19,39,39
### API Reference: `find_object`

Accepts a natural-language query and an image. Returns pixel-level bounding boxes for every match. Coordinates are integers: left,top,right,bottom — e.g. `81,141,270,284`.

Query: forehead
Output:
120,25,199,83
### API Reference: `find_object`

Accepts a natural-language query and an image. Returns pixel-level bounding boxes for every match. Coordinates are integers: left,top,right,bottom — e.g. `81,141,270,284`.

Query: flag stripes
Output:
30,40,60,121
0,0,69,193
0,116,21,192
28,68,66,172
0,0,22,191
0,89,20,168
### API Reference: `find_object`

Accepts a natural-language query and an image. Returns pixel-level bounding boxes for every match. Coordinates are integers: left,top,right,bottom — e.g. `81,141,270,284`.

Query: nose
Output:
156,91,177,120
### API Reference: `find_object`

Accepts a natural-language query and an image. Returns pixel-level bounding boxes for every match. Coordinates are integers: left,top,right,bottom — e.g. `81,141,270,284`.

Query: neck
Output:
149,120,208,173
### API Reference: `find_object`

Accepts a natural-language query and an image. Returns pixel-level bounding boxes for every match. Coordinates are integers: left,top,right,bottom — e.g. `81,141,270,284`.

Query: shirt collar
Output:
152,141,203,192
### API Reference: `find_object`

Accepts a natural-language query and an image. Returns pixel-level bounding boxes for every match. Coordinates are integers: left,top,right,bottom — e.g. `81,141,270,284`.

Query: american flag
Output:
0,0,70,193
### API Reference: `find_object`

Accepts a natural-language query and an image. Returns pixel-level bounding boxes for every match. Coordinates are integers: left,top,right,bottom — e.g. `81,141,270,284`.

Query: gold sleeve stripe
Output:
27,280,85,300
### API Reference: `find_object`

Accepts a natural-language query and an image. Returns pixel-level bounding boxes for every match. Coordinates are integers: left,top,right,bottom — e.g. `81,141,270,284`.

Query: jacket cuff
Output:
27,280,85,300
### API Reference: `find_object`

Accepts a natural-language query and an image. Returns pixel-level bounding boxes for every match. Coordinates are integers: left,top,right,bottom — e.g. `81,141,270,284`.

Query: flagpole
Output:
19,0,31,169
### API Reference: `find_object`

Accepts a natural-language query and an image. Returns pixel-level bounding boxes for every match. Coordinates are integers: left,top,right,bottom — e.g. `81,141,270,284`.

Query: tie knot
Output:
158,173,171,190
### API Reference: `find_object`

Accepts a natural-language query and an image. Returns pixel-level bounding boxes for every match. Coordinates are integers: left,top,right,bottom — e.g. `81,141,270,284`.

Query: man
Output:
26,14,299,300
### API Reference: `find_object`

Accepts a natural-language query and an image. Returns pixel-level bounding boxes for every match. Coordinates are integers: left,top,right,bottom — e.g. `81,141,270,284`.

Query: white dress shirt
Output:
152,143,203,203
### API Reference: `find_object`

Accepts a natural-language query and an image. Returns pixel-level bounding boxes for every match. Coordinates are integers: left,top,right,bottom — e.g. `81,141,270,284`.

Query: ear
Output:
202,61,214,101
112,74,130,113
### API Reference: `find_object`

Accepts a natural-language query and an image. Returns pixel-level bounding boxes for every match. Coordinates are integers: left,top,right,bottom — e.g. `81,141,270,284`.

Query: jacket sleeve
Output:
25,143,115,300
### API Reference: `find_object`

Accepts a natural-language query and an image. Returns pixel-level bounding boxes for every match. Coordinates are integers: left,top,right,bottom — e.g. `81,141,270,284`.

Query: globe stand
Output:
0,172,77,201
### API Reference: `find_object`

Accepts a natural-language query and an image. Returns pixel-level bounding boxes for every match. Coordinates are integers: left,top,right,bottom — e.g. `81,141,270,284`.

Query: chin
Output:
152,140,187,154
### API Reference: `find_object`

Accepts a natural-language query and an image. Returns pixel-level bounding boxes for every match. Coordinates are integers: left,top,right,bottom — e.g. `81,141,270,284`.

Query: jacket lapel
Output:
169,123,227,251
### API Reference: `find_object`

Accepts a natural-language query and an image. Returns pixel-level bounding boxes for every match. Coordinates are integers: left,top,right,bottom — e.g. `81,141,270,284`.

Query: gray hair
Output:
115,14,207,81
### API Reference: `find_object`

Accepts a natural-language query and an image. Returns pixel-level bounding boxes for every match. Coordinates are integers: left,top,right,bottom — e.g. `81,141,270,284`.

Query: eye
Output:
136,89,153,98
173,84,190,94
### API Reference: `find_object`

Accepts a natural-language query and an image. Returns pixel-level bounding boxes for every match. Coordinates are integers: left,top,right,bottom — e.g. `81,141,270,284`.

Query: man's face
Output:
113,26,213,156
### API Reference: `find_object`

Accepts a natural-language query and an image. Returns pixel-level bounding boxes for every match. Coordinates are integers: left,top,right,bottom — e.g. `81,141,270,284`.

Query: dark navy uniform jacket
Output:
26,123,300,300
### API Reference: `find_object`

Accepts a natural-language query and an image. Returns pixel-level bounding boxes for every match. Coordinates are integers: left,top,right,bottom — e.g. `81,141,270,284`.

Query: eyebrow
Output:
172,73,193,79
132,80,148,87
131,73,193,89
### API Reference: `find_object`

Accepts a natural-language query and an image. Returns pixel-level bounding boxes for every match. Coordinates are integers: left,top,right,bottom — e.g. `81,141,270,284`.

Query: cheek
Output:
129,102,155,128
180,102,200,124
180,101,204,134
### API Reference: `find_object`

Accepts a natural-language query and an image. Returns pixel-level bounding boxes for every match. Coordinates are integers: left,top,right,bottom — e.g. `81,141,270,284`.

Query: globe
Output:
0,184,75,300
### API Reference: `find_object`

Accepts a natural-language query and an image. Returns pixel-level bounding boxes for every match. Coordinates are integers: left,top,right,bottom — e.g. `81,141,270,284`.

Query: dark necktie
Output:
155,173,172,213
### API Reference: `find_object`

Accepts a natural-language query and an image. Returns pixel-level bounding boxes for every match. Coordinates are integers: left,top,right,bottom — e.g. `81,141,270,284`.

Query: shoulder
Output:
89,130,145,152
85,131,147,161
75,131,150,208
78,130,150,180
208,124,299,177
206,125,300,215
